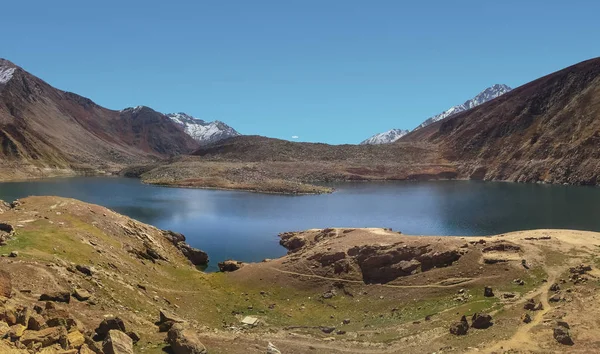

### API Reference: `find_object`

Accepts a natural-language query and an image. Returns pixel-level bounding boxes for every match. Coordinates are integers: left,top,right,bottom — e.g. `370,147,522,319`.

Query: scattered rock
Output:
103,329,134,354
167,323,208,354
482,243,521,252
322,290,335,299
484,286,494,297
449,315,469,335
503,292,516,299
471,313,493,329
218,260,244,272
570,264,591,275
39,291,71,303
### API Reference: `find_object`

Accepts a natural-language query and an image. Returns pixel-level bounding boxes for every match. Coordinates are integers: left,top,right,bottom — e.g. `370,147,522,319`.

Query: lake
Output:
1,177,599,271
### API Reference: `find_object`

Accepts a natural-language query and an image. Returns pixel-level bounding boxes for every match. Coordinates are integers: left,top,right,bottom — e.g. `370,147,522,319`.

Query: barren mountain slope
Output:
0,59,197,179
404,57,600,185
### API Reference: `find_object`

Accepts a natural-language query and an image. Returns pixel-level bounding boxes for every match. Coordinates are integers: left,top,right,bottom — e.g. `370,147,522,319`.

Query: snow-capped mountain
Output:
414,84,512,130
167,113,240,145
360,129,410,145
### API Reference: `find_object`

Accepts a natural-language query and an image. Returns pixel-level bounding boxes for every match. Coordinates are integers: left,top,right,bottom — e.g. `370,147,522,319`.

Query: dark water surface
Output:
1,177,599,271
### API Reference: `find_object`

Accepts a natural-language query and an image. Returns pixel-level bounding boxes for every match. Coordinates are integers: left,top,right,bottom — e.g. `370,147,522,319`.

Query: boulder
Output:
73,288,91,301
523,299,536,310
521,313,532,323
218,260,244,272
103,330,134,354
95,317,126,340
39,291,71,303
167,323,207,354
8,251,18,257
553,323,574,345
449,315,469,335
159,309,185,324
471,313,493,329
21,326,68,348
550,283,560,292
549,294,562,302
27,313,46,331
67,330,86,348
484,286,494,297
320,326,336,334
127,331,140,343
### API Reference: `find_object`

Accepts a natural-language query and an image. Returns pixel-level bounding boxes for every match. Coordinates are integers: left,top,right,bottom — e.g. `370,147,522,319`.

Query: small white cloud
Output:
291,135,299,139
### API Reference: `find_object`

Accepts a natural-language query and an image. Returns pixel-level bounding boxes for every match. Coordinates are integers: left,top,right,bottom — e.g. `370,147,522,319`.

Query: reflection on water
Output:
1,177,600,271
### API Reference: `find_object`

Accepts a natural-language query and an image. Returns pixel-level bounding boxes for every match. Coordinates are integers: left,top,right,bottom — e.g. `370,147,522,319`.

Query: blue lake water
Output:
1,177,599,271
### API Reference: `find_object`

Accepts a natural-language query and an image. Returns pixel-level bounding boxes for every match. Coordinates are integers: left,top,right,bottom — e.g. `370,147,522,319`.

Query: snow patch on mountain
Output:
414,84,511,130
167,113,240,145
360,129,410,145
0,67,16,84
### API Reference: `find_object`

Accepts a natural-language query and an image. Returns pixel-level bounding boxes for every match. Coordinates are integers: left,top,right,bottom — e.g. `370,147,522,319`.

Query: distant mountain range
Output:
360,129,409,145
361,84,512,145
167,113,240,145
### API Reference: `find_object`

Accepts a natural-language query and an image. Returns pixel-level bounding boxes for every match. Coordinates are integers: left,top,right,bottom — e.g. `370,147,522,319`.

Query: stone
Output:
342,318,351,324
484,286,494,297
0,322,10,337
2,305,17,325
218,260,244,272
167,323,208,354
267,342,282,354
39,291,71,303
159,309,185,324
449,315,469,335
523,299,536,310
159,321,176,333
241,316,259,327
322,290,335,299
67,330,85,348
45,309,77,330
21,326,68,348
103,330,134,354
553,324,573,345
549,294,562,302
8,324,27,340
471,313,493,329
28,313,47,330
79,344,96,354
550,283,560,292
76,265,93,276
73,288,91,301
127,331,140,343
16,306,31,326
8,251,18,257
95,317,126,340
521,313,532,323
533,302,544,311
321,326,336,334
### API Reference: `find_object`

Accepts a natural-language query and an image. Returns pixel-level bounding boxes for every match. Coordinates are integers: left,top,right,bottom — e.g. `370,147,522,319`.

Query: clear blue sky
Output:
2,0,598,144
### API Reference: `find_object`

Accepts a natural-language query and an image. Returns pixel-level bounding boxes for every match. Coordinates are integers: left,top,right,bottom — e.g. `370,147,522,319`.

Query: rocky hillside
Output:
167,112,240,145
359,128,409,145
404,57,600,185
0,59,198,179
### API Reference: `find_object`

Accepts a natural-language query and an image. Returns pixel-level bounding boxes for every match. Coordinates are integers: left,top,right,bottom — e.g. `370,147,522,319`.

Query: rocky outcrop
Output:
163,231,209,266
279,232,307,253
218,260,244,272
0,223,14,245
167,323,207,354
347,243,461,284
553,321,573,345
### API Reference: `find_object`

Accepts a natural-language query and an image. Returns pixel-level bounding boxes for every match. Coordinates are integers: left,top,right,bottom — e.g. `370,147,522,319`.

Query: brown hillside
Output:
0,59,198,178
403,57,600,185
